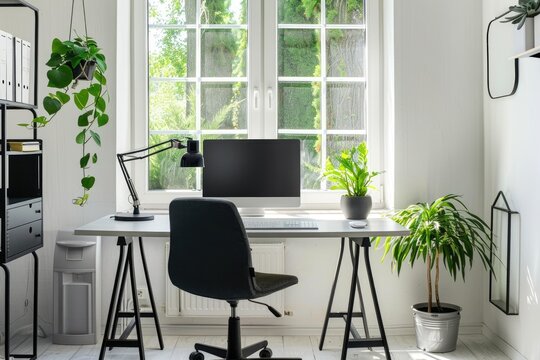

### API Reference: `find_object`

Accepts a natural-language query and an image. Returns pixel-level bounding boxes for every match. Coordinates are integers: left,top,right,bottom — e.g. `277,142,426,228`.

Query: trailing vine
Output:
19,36,109,206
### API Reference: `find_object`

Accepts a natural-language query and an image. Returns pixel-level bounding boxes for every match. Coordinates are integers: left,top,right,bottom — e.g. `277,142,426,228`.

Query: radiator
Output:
165,243,285,317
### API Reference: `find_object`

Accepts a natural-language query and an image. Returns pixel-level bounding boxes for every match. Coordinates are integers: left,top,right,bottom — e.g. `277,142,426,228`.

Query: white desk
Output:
75,215,408,360
76,214,407,239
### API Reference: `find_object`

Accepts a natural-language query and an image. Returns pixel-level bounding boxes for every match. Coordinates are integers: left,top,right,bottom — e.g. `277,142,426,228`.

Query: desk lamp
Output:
115,138,204,221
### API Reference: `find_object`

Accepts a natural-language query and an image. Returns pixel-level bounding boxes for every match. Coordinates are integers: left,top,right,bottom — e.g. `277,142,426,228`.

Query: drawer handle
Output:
35,234,41,238
29,227,32,233
35,210,41,214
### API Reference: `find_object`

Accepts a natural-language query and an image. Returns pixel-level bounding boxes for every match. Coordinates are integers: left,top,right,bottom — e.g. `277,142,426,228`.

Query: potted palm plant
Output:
375,195,493,353
323,142,381,219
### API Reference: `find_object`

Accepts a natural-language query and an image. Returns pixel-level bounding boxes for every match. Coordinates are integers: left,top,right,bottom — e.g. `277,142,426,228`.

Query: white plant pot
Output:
535,16,540,48
412,303,462,353
515,17,534,53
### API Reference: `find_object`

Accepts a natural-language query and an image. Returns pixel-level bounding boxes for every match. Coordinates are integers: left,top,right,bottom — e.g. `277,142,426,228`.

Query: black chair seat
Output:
253,272,298,298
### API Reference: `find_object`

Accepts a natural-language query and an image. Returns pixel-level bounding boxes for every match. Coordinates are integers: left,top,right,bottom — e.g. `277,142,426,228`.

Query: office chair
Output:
169,198,300,360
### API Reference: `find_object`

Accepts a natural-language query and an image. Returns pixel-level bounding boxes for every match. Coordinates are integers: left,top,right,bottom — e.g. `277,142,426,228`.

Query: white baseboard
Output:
482,324,527,360
134,323,483,337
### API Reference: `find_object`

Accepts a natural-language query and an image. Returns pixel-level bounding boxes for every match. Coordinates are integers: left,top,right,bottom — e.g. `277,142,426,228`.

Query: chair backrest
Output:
168,198,256,300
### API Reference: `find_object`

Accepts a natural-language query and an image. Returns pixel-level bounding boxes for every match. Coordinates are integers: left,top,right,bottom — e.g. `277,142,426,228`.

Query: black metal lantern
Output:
489,191,520,315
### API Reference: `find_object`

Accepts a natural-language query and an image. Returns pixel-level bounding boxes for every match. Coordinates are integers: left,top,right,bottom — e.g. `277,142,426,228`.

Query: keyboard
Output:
242,218,319,230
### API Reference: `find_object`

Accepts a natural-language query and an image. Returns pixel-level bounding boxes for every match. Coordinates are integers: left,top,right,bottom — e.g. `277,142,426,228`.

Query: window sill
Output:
137,205,391,218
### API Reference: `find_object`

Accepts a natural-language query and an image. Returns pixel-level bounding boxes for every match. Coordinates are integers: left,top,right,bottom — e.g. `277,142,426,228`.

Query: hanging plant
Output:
18,0,109,206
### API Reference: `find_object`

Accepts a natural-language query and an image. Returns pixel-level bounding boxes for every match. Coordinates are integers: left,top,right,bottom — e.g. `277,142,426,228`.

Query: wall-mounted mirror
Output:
489,191,520,315
487,11,520,99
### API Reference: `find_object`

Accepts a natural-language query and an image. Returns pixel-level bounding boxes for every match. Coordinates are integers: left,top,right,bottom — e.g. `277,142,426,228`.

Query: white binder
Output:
0,31,6,100
5,32,13,101
21,40,31,104
14,37,22,102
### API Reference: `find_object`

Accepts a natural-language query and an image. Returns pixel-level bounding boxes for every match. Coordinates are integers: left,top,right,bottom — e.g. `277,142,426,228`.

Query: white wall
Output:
1,0,489,341
483,1,540,359
382,0,486,328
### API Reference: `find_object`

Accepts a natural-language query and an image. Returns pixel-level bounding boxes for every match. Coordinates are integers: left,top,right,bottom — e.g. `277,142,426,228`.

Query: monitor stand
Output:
239,207,266,217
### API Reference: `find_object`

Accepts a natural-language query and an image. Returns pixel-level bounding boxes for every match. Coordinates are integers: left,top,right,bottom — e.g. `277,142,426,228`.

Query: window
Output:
133,0,382,207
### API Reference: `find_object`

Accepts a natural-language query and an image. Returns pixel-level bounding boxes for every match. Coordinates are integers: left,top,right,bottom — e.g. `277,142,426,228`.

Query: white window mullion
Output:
263,0,278,139
320,0,327,191
195,0,202,190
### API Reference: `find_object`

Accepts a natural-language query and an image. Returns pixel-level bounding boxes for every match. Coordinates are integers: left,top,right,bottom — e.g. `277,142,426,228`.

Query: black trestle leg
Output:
348,239,371,346
362,238,391,359
108,250,129,350
319,237,345,350
127,242,145,359
138,237,164,350
341,242,360,360
99,239,127,360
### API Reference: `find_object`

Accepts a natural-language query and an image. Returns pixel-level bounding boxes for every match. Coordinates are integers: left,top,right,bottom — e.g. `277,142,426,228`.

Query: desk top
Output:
74,214,409,239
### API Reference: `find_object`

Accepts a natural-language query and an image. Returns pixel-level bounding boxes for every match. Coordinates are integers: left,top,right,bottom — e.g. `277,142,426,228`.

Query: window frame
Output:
129,0,383,210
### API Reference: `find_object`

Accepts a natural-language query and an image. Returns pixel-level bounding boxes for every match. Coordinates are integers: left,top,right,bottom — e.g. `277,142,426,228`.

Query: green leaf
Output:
96,97,107,112
89,130,101,146
32,116,48,125
94,70,106,85
17,123,29,127
80,153,90,168
81,176,95,190
51,38,68,54
55,91,70,104
95,56,106,73
92,153,98,164
78,110,93,126
47,65,73,88
46,53,63,67
72,193,89,206
75,130,86,144
74,89,89,110
43,96,62,115
97,113,109,127
88,83,102,97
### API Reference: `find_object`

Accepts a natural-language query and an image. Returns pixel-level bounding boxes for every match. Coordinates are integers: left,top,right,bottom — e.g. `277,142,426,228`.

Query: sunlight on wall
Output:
526,267,538,305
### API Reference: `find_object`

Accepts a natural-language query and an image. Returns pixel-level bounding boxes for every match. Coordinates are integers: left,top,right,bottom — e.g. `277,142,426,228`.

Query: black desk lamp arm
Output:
117,139,188,215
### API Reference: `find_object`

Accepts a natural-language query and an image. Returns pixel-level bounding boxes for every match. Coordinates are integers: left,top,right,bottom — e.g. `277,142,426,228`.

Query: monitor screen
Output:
202,139,300,208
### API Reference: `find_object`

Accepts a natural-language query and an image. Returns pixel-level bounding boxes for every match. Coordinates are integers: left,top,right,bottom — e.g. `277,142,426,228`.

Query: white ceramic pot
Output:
515,17,534,52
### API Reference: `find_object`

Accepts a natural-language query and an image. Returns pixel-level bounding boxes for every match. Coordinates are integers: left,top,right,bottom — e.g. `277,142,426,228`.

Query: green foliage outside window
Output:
149,0,366,190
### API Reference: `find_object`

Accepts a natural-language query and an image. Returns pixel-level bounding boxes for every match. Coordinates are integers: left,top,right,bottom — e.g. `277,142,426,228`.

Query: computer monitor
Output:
202,139,301,213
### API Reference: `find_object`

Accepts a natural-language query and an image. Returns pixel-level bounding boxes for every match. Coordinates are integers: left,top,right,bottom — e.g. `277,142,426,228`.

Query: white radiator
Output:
165,243,285,317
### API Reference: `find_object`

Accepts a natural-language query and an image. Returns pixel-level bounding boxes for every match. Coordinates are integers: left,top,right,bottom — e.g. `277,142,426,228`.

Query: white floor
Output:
4,334,510,360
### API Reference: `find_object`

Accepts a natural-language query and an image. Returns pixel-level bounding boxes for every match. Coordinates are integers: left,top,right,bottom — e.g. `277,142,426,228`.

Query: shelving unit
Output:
0,0,40,359
512,45,540,59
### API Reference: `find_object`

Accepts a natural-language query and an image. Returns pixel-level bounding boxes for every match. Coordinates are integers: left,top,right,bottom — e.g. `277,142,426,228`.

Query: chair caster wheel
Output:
260,348,273,358
190,351,205,360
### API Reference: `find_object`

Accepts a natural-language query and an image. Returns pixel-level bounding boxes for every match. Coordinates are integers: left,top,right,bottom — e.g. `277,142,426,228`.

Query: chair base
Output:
194,340,269,359
191,302,300,360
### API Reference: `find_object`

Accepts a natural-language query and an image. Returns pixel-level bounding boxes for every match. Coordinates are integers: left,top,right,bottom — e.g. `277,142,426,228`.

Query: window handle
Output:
253,88,260,110
267,88,273,110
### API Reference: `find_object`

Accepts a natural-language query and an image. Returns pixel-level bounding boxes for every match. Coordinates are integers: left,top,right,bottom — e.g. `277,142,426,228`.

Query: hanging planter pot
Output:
72,60,97,81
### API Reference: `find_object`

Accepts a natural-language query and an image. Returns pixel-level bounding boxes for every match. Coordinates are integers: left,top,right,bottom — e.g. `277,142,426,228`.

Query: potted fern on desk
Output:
323,141,381,219
375,195,493,353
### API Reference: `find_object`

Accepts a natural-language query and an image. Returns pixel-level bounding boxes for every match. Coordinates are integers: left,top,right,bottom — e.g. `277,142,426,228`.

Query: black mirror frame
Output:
486,11,520,100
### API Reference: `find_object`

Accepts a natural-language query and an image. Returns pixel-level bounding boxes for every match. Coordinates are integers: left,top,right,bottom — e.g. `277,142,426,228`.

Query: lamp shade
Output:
180,139,204,167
